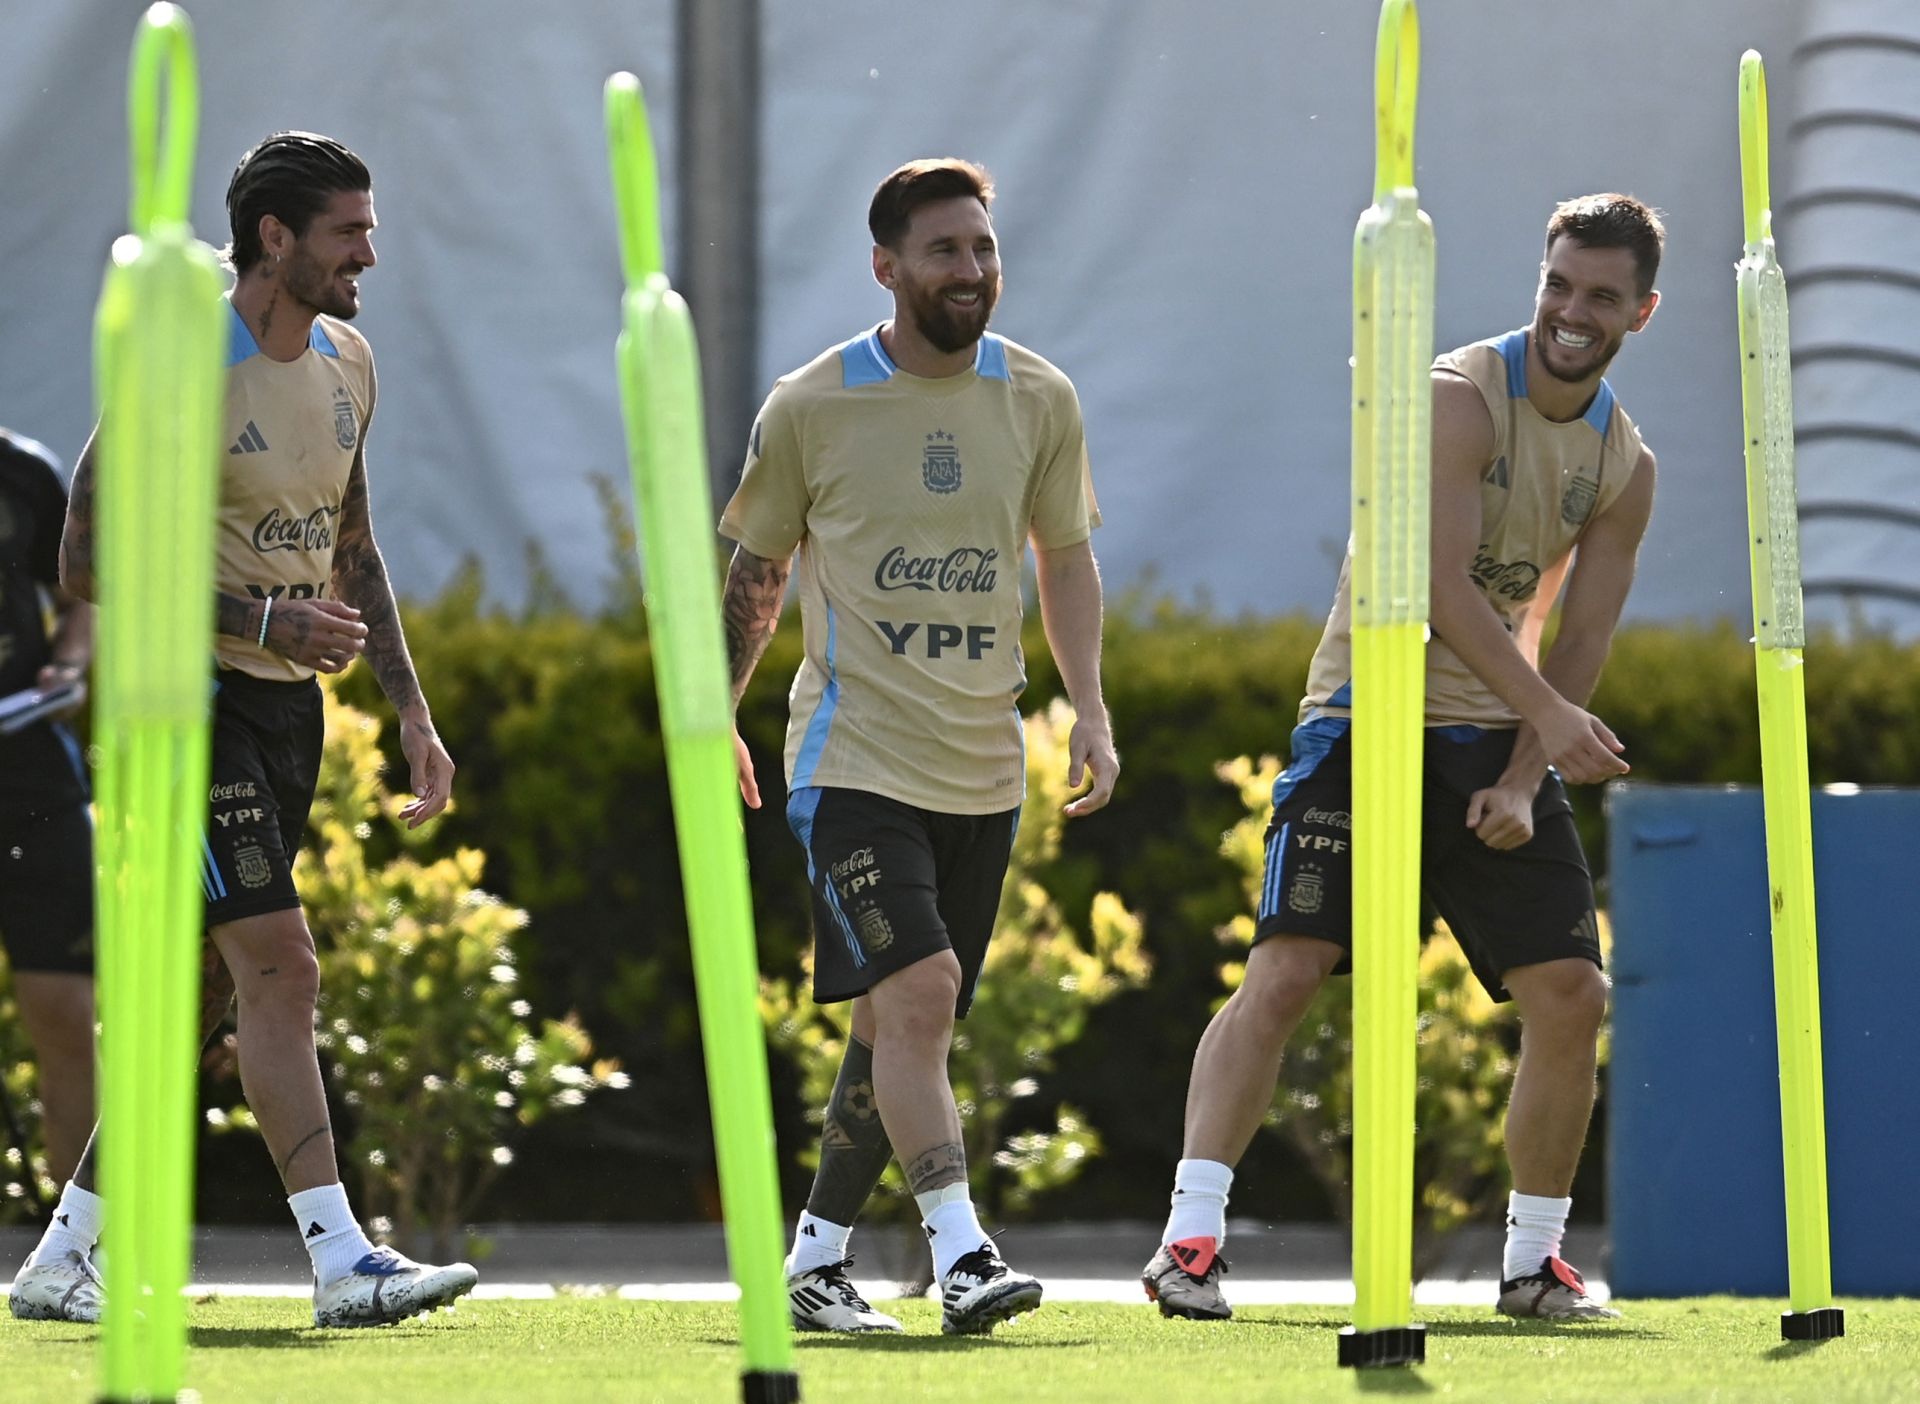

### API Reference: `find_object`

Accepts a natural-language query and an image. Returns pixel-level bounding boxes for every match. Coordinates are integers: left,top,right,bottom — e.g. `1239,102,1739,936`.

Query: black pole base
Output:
742,1369,802,1403
1781,1307,1845,1341
1337,1323,1427,1368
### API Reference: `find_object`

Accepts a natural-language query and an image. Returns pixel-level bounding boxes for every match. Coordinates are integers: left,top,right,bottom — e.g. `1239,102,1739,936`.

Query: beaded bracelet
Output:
257,594,274,649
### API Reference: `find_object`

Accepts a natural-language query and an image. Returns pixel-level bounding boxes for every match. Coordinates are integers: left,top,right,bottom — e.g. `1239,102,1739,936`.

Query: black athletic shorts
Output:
0,803,94,974
786,785,1018,1018
1253,717,1602,1001
201,670,323,927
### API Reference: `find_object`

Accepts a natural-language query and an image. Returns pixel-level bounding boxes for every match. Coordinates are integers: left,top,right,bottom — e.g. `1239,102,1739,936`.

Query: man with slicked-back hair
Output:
12,132,477,1329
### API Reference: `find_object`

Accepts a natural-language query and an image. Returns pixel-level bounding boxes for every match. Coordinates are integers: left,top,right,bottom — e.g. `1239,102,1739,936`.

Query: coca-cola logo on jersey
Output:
873,546,999,593
252,505,341,554
1469,547,1540,602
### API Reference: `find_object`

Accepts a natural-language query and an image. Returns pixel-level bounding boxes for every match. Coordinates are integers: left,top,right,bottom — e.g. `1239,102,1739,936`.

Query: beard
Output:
903,272,1000,354
1533,318,1622,384
283,248,363,320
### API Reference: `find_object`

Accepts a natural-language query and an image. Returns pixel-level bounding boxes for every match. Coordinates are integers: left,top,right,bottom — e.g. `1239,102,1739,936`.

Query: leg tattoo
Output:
904,1141,968,1196
276,1125,331,1184
804,1035,894,1225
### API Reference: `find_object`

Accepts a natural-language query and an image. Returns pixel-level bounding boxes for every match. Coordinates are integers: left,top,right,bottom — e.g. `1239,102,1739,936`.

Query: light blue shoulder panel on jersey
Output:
225,301,341,365
975,333,1010,382
1493,328,1528,398
1582,379,1616,435
841,328,895,388
1491,326,1617,435
226,300,258,367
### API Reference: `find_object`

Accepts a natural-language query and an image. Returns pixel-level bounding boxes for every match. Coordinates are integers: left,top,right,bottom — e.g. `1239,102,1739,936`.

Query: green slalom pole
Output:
1735,50,1845,1345
1341,0,1434,1371
604,73,800,1403
94,5,226,1400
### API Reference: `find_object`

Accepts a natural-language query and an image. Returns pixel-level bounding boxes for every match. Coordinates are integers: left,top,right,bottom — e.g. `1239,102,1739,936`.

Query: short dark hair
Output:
224,131,371,273
868,159,994,249
1545,194,1665,297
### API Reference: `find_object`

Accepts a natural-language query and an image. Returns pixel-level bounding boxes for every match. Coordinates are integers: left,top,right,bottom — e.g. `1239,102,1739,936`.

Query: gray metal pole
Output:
677,0,761,510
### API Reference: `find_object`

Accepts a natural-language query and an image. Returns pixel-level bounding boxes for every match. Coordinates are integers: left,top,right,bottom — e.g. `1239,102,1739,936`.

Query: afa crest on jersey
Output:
333,387,358,452
923,430,961,494
1561,470,1599,526
234,843,273,890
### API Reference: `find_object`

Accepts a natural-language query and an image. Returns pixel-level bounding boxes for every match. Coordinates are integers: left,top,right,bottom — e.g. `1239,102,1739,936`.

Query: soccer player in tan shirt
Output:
1144,195,1664,1325
723,159,1119,1335
16,133,476,1329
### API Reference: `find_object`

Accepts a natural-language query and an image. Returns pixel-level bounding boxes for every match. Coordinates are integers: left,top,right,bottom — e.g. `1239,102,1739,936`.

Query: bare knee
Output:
1236,936,1340,1030
868,952,962,1052
216,913,322,1020
1510,959,1608,1047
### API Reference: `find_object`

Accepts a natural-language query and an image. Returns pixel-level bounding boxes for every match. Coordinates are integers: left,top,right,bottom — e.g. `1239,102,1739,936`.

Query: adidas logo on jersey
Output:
230,421,269,455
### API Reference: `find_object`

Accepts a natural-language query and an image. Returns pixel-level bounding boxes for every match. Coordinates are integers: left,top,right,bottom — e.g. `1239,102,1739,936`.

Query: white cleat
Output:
9,1250,105,1324
312,1247,478,1328
1141,1238,1233,1321
939,1241,1042,1336
787,1256,902,1333
1497,1256,1621,1321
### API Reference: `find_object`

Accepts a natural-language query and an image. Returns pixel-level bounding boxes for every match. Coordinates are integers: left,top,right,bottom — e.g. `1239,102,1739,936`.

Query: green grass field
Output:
3,1296,1916,1403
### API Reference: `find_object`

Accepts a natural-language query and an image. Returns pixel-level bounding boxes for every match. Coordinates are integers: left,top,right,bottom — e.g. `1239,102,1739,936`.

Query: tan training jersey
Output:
215,300,375,681
720,327,1099,814
1302,328,1646,727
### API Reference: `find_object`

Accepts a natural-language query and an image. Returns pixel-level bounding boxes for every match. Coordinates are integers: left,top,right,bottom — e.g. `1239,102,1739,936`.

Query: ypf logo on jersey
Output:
923,430,961,494
333,387,358,451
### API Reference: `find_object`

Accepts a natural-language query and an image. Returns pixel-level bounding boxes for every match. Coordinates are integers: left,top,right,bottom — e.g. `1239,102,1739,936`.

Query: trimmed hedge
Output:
330,564,1920,1224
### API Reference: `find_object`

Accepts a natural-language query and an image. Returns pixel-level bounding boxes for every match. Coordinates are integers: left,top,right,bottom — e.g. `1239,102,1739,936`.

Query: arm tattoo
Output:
60,437,99,598
904,1141,968,1195
722,547,791,703
331,449,425,713
215,591,262,641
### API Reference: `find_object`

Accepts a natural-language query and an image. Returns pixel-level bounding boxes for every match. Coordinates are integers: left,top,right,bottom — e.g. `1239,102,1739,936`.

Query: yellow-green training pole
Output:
1736,49,1844,1344
604,73,799,1403
95,5,225,1400
1341,0,1434,1370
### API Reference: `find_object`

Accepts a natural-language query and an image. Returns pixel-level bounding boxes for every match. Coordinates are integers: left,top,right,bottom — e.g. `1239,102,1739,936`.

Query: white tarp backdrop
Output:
5,0,1812,624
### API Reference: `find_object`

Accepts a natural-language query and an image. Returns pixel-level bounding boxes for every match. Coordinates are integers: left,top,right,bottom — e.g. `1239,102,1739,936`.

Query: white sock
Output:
26,1182,104,1268
1503,1191,1572,1281
1163,1158,1234,1246
288,1183,377,1286
916,1184,988,1281
788,1212,852,1275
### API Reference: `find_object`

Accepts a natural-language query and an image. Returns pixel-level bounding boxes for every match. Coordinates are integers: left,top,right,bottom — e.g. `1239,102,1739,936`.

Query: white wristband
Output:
257,595,274,649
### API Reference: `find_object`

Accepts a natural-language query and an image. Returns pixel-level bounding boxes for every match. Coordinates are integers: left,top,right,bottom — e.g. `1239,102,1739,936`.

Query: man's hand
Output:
1063,714,1119,818
1465,781,1536,851
1533,697,1629,785
734,726,762,810
267,598,368,674
397,715,453,828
